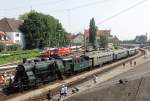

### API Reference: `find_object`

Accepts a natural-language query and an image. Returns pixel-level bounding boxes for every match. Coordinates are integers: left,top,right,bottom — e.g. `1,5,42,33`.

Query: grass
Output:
0,49,40,65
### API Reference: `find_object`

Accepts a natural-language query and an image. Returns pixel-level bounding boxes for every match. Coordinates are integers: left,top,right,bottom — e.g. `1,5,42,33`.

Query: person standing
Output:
64,85,68,97
93,75,97,84
130,60,132,67
60,85,65,100
134,61,136,66
47,89,52,101
4,72,7,85
123,63,125,68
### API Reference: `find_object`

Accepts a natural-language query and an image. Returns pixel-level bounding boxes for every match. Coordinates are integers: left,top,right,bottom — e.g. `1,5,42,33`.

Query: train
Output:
3,48,138,94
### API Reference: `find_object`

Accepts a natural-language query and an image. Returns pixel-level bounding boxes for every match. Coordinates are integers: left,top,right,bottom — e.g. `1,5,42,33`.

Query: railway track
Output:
0,65,16,75
4,50,143,101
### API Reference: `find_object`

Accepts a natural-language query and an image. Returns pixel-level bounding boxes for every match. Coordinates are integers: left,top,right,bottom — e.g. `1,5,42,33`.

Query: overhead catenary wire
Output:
0,0,148,33
47,0,112,13
35,0,148,26
0,0,67,12
0,0,148,16
96,0,148,25
44,0,113,33
68,0,111,10
0,0,112,13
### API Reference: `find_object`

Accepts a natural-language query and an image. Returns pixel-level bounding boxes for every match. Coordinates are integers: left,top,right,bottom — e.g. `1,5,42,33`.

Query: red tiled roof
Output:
0,18,23,32
0,31,4,35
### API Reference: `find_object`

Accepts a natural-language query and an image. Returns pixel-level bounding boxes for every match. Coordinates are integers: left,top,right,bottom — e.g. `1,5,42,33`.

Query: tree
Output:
113,36,119,49
18,12,29,20
99,35,108,49
89,18,97,48
20,10,70,49
113,43,119,49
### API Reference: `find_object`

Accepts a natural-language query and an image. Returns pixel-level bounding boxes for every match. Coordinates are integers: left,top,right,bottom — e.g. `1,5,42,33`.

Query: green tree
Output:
113,36,119,49
89,17,97,48
20,10,70,49
113,43,119,49
18,12,29,20
99,35,108,49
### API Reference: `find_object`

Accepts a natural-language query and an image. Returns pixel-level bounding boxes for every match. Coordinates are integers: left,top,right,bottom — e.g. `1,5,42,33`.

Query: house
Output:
71,33,85,45
84,29,111,41
134,34,147,44
0,31,13,45
0,18,25,48
96,29,111,37
84,29,120,48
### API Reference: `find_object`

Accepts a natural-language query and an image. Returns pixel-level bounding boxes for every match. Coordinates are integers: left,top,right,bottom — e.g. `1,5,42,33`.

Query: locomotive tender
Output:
4,48,138,94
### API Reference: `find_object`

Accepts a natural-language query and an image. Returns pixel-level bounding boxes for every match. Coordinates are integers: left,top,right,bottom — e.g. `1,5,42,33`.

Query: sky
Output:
0,0,150,40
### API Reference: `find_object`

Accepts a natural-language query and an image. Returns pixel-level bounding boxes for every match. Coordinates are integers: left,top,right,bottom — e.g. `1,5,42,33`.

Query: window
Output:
16,33,19,37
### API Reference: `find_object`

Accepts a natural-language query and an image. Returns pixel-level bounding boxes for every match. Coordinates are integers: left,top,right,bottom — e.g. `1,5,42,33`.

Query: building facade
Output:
84,29,111,41
134,35,147,44
71,33,85,45
0,31,13,45
0,18,25,48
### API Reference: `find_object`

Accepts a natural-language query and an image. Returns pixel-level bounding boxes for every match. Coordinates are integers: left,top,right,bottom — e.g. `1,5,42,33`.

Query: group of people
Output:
47,84,68,101
123,60,136,67
47,83,81,101
129,60,136,67
59,84,68,100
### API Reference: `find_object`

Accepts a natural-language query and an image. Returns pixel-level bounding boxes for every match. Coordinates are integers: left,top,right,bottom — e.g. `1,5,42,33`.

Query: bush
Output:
0,49,40,64
0,42,5,52
6,44,21,51
113,43,119,49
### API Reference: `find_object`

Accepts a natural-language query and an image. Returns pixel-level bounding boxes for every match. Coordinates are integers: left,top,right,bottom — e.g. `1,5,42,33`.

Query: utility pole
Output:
84,29,86,54
57,29,62,48
146,32,148,44
67,9,71,32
